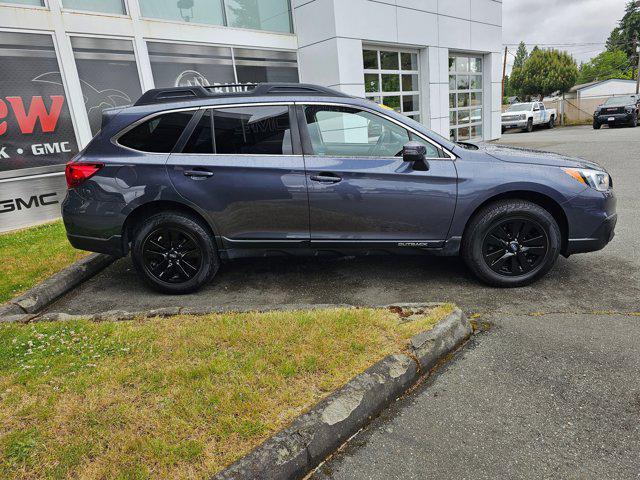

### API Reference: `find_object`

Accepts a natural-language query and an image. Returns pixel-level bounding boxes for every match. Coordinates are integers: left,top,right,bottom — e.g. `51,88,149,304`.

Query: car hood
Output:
476,143,604,170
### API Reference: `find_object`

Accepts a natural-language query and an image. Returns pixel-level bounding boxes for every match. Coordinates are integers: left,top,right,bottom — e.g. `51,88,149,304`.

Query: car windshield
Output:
603,96,635,107
507,103,533,112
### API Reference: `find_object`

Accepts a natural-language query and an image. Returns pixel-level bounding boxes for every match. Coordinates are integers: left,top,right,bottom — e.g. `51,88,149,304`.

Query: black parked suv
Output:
593,95,640,129
63,83,616,293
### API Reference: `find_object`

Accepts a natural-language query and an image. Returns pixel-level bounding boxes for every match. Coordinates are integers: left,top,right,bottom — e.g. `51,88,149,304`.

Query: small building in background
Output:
567,79,637,100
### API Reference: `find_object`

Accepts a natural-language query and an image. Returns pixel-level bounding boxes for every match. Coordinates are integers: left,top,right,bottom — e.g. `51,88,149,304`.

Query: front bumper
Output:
563,185,617,256
565,213,617,255
502,119,528,129
595,113,632,125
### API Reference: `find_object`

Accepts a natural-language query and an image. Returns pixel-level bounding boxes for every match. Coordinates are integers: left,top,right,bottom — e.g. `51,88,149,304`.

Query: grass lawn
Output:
0,305,452,479
0,221,87,304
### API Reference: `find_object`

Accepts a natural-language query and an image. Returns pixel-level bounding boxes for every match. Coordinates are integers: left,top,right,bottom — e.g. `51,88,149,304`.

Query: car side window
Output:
303,105,439,158
119,111,194,153
212,105,293,155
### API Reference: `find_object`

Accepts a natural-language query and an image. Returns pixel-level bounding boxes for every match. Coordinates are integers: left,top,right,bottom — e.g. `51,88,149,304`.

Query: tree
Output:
513,41,529,69
510,49,579,100
606,1,640,62
577,49,632,84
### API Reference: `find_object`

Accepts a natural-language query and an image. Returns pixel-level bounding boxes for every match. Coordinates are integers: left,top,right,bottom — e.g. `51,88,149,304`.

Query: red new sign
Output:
0,95,65,136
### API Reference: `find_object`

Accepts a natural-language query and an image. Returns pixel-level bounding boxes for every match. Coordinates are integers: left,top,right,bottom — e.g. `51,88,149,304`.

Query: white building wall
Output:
295,0,503,140
578,80,638,99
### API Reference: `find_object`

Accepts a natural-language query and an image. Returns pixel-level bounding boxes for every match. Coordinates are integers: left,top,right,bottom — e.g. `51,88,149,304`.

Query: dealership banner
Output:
0,32,79,232
0,31,79,174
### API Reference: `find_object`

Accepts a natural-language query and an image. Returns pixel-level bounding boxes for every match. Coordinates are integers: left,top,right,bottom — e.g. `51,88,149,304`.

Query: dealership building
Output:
0,0,502,232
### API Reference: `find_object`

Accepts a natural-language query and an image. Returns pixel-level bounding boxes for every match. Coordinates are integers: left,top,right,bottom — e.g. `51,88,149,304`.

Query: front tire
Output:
526,118,534,133
547,116,555,129
131,212,219,294
462,200,561,288
593,120,601,130
630,113,638,128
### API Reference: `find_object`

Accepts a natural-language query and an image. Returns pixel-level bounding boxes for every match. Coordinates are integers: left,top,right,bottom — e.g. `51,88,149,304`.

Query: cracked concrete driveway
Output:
46,125,639,316
45,126,640,479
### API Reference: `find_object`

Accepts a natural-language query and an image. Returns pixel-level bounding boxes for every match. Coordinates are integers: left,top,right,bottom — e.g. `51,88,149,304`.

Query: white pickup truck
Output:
501,101,557,133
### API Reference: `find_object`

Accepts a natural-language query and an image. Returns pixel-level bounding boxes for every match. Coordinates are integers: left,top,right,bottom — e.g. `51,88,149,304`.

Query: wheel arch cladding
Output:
122,200,218,253
462,191,569,254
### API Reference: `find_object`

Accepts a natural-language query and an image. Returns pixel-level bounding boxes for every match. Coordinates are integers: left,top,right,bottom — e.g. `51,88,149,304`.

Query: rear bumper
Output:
67,233,126,257
595,113,632,125
565,213,617,255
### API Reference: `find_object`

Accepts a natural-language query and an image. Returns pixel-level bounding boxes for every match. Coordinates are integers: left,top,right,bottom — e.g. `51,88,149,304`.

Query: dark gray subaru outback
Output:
62,83,617,294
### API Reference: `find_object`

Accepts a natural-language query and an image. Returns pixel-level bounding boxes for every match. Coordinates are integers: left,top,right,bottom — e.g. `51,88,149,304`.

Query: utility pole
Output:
636,34,640,94
501,46,508,103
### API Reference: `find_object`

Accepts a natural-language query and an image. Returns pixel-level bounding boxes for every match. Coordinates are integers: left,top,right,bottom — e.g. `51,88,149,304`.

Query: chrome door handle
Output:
310,173,342,183
184,169,214,178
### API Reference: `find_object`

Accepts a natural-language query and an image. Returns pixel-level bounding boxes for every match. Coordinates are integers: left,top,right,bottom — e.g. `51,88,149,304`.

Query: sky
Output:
503,0,629,74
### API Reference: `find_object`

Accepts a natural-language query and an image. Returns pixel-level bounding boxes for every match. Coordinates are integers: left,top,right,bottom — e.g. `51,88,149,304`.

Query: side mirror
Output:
402,141,429,170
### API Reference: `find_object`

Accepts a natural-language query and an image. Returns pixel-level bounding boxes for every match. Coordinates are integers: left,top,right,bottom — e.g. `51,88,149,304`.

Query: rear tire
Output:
461,200,561,288
630,113,638,128
526,118,534,133
131,212,219,294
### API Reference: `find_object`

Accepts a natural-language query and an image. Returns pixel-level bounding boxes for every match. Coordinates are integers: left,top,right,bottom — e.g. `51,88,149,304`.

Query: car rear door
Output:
167,103,310,250
297,103,457,247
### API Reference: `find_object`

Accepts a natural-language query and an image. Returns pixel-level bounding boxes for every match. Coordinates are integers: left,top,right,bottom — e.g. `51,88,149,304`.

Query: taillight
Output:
65,162,103,188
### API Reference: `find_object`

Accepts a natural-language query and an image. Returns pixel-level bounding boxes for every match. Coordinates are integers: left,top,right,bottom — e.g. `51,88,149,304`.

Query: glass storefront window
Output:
224,0,293,33
234,48,299,83
62,0,126,14
70,37,142,135
1,0,44,6
363,48,420,119
147,43,299,89
147,42,235,88
0,32,78,173
449,54,483,141
139,0,224,26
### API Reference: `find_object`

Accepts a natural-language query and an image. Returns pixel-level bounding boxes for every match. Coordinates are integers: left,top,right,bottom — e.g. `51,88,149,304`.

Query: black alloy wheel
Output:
461,199,561,288
481,218,549,277
131,212,219,294
142,227,203,284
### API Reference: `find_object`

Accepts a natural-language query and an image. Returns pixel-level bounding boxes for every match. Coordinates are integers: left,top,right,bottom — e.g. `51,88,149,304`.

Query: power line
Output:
503,42,606,47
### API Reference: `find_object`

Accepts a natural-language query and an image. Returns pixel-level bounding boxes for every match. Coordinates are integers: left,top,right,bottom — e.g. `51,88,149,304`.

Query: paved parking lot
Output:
46,125,640,478
47,125,639,317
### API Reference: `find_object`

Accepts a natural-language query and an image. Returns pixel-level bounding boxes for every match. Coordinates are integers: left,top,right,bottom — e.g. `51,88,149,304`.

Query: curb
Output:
214,306,472,480
0,253,115,319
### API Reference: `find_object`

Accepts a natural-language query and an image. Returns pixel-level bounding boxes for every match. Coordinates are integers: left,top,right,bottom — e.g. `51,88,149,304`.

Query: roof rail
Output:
133,83,351,106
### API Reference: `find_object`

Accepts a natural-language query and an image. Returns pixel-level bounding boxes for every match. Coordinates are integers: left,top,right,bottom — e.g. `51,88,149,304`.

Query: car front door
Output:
298,103,457,247
167,104,310,250
533,103,542,124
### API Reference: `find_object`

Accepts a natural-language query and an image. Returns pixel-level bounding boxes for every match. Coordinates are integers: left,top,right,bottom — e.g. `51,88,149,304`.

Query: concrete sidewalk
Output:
313,312,640,480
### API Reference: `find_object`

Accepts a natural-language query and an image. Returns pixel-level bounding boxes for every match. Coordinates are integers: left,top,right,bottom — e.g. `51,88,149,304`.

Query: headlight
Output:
520,114,527,120
563,168,611,191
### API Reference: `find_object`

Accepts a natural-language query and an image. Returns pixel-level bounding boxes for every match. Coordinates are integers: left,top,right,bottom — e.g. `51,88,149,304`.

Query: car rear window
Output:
119,111,194,153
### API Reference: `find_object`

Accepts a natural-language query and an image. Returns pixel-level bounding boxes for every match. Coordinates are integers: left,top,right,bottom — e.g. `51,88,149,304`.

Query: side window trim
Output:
298,102,451,160
173,109,206,154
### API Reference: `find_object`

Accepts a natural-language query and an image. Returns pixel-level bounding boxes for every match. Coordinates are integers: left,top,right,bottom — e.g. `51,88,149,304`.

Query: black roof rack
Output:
134,83,351,106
